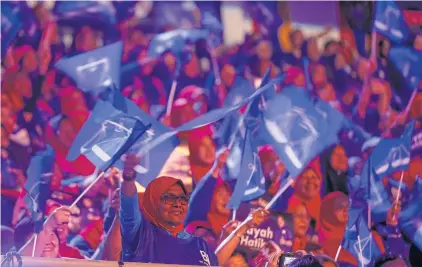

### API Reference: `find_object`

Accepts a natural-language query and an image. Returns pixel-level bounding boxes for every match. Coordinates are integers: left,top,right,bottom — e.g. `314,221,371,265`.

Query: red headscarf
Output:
287,158,322,222
186,128,215,183
179,85,207,116
206,179,231,237
141,176,187,236
318,192,357,265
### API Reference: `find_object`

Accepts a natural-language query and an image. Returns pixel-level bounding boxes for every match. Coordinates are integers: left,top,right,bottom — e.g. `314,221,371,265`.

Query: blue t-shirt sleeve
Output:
120,192,142,255
185,173,217,226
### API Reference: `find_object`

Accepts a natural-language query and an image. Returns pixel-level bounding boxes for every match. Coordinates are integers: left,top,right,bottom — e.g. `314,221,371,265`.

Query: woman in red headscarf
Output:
186,128,216,183
318,192,357,266
119,154,219,265
286,159,323,222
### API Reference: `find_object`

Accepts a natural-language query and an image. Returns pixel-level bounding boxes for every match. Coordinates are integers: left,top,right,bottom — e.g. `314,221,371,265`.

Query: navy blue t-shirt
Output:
121,193,219,266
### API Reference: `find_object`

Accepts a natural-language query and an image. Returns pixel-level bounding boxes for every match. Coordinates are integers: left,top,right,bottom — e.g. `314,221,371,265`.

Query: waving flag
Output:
153,1,199,29
55,42,123,94
262,86,344,177
67,99,150,171
1,5,23,57
101,88,179,187
53,1,116,29
389,46,422,90
357,121,415,223
222,77,255,108
343,201,383,266
24,145,55,233
227,129,265,209
147,29,208,59
373,1,409,44
399,175,422,251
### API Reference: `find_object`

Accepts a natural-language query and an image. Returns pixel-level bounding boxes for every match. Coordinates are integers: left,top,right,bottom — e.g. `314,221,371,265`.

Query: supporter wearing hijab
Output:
310,64,342,111
321,145,349,195
287,160,323,222
186,129,216,183
179,85,208,116
318,192,357,266
291,204,312,252
120,155,219,265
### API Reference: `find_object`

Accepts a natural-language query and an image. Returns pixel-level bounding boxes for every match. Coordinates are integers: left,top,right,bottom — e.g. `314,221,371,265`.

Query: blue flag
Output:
24,145,55,233
399,175,422,251
343,201,383,266
389,46,422,90
53,1,116,29
373,1,409,44
101,88,179,187
55,42,123,94
227,129,266,209
67,99,150,171
147,29,208,59
262,86,344,177
153,1,199,29
1,4,23,57
358,121,415,223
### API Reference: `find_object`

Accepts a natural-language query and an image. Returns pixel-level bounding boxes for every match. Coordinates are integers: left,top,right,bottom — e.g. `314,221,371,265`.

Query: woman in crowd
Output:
287,159,323,222
291,204,312,252
320,145,349,195
119,154,219,265
317,192,357,266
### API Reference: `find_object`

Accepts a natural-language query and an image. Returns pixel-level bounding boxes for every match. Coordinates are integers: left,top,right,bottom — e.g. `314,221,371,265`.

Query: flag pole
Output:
215,176,294,254
208,43,221,86
166,79,178,116
231,209,237,222
357,235,365,267
334,244,342,262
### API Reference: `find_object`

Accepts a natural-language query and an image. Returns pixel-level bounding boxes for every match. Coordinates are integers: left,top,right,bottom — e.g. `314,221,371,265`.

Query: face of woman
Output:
260,152,278,178
58,119,76,148
307,39,320,62
291,30,304,49
298,169,321,199
41,232,59,258
221,64,236,88
311,65,327,85
334,198,349,224
158,184,189,226
184,54,199,77
198,136,216,165
294,73,306,88
213,186,231,216
77,27,97,52
23,49,38,73
257,41,273,61
292,204,310,237
330,145,349,172
277,215,286,228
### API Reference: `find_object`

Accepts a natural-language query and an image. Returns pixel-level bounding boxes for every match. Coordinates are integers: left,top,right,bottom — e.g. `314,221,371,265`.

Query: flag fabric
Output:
388,46,422,90
55,42,123,95
147,29,208,59
1,4,23,57
343,200,383,266
24,145,56,233
262,86,344,177
101,88,180,187
399,175,422,251
67,99,150,171
152,1,199,29
227,129,266,209
352,121,415,224
222,77,255,108
373,1,410,44
53,1,117,30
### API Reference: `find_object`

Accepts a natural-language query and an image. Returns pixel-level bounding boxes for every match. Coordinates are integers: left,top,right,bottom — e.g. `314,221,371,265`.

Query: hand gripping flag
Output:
55,41,123,95
67,99,151,172
373,1,410,44
24,145,55,233
364,121,415,223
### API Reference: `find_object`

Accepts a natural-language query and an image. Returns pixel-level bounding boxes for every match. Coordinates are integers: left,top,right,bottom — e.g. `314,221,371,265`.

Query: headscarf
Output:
141,176,187,236
206,179,231,237
317,192,357,265
287,158,322,221
186,128,215,183
179,85,207,116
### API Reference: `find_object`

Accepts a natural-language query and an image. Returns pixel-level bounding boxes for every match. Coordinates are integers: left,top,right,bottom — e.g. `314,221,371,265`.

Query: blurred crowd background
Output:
1,1,422,267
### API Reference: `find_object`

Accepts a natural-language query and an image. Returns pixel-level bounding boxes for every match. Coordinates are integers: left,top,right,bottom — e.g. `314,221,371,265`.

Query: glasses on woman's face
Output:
160,194,190,206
